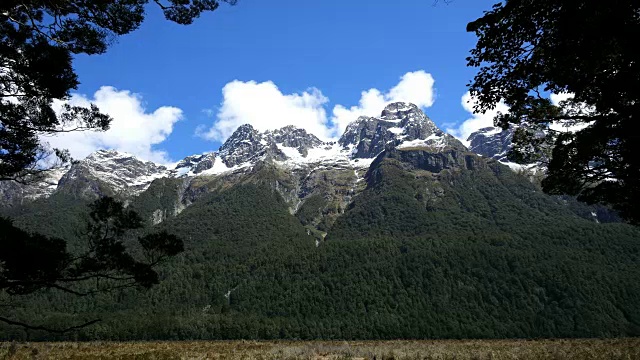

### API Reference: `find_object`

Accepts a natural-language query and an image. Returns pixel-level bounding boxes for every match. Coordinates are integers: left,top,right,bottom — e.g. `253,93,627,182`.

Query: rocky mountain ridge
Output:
0,166,69,207
5,102,595,227
2,102,466,204
55,150,172,199
466,124,552,174
467,126,514,162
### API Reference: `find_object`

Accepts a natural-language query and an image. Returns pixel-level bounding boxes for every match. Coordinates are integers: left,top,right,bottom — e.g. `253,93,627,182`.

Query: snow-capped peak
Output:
2,104,474,204
380,102,420,119
56,149,170,197
467,126,518,160
338,101,464,158
466,125,545,173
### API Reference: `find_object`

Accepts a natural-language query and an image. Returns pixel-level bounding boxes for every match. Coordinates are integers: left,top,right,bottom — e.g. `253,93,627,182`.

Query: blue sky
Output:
48,0,501,164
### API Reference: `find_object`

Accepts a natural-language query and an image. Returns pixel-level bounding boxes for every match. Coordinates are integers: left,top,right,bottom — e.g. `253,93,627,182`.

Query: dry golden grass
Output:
1,338,639,360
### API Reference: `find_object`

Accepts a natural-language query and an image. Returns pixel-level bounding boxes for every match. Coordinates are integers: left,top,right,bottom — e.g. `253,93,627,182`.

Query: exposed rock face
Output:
467,125,550,176
56,150,170,199
218,124,270,167
0,103,526,223
0,103,474,212
216,124,326,167
338,102,462,158
174,153,217,175
467,126,514,162
1,102,616,229
364,147,484,188
0,167,68,207
291,164,366,232
383,148,483,173
264,126,323,157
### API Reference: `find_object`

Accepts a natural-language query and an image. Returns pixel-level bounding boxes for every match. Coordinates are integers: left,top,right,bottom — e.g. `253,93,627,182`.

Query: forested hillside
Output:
1,149,639,341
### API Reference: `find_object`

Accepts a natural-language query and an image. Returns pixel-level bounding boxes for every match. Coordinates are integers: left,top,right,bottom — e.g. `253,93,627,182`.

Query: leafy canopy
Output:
0,0,235,183
0,197,183,333
0,0,234,333
466,0,640,224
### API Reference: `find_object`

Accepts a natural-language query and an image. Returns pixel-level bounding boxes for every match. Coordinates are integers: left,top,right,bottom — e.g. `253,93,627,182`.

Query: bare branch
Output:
0,316,100,334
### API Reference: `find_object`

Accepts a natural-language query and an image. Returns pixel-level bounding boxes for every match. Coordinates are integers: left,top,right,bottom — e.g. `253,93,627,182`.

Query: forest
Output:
1,156,639,341
1,0,639,345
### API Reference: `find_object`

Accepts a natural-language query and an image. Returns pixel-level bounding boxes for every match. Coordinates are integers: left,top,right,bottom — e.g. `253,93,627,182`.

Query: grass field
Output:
1,338,639,359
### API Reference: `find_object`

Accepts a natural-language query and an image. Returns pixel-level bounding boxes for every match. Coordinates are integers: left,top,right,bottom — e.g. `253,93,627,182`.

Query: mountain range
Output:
1,102,638,340
0,102,603,224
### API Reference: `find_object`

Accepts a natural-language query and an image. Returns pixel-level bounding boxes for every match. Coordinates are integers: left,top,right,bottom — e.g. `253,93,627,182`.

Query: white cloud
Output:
43,86,182,164
550,92,574,106
199,80,330,141
548,92,594,133
330,70,435,138
449,92,593,144
447,91,509,145
199,70,436,142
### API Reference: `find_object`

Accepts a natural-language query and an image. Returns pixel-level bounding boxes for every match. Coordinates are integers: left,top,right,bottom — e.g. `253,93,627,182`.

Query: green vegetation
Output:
296,194,327,226
1,152,639,341
0,0,235,334
467,0,640,224
0,196,184,335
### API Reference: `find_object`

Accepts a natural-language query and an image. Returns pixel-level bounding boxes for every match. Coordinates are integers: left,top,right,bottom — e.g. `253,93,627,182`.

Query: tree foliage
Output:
466,0,640,224
0,196,183,332
0,0,231,332
0,0,235,183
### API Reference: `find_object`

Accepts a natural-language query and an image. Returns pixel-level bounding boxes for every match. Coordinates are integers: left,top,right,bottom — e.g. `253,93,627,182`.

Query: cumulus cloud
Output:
448,92,593,144
550,92,574,106
548,92,595,133
199,70,436,142
447,92,509,145
199,80,330,141
330,70,436,137
43,86,182,164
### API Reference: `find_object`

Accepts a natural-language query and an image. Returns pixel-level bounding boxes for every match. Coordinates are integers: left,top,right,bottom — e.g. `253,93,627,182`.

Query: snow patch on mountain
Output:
275,142,376,170
0,166,69,206
55,150,172,197
467,126,547,174
397,133,448,150
338,102,464,158
467,126,514,162
3,102,529,205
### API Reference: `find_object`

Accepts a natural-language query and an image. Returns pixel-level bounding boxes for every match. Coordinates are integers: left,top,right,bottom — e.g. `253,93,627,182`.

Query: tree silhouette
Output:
1,0,236,332
0,197,183,332
467,0,639,224
1,0,236,183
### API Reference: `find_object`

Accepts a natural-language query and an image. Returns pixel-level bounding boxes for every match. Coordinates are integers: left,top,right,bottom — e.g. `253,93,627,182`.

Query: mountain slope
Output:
4,150,639,340
1,103,639,340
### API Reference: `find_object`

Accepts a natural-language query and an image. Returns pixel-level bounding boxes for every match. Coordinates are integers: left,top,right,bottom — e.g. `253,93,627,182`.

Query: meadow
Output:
1,338,639,360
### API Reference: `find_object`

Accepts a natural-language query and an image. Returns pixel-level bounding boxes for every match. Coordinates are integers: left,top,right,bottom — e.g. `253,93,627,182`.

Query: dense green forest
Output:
1,153,639,341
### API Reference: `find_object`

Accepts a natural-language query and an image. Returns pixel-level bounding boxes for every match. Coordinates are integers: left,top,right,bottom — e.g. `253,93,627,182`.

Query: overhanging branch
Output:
0,316,100,334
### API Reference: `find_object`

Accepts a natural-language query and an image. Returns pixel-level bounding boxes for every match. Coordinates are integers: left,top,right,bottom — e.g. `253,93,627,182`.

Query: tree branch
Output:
0,316,100,334
153,0,169,10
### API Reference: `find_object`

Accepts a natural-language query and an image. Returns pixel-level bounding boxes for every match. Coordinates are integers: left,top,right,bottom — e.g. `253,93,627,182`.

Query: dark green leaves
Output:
0,217,69,295
0,0,233,182
1,0,224,333
139,231,184,264
153,0,237,25
466,0,640,224
1,196,184,296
